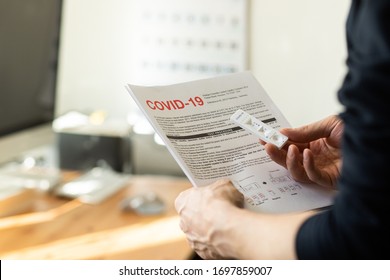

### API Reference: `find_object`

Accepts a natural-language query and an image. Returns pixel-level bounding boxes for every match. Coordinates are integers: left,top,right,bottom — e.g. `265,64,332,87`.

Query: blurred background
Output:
56,0,349,173
0,0,350,173
0,0,349,259
56,0,349,125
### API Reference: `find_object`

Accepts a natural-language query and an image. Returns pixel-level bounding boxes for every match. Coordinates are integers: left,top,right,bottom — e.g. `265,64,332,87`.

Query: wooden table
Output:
0,175,193,260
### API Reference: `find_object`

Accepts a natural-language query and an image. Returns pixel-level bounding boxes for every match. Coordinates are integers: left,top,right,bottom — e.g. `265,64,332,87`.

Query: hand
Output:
263,115,343,189
174,179,244,259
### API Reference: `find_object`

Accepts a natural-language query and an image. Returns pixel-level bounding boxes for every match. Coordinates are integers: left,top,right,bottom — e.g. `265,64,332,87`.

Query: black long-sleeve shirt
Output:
296,0,390,259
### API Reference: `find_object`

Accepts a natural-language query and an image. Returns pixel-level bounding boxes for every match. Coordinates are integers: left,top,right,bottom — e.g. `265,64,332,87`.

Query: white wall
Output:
250,0,350,126
56,0,138,119
56,0,350,126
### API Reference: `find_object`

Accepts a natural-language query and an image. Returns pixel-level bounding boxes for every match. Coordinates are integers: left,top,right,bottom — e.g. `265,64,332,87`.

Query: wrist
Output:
209,201,247,259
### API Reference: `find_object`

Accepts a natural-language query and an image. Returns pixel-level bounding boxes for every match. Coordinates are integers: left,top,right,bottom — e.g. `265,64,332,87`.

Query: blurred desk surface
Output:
0,174,193,260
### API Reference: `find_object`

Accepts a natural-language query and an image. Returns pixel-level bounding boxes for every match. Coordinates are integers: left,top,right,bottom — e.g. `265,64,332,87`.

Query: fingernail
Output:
288,146,294,158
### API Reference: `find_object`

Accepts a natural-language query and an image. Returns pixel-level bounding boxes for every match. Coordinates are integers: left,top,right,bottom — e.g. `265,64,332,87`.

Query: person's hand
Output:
263,115,343,189
174,179,244,259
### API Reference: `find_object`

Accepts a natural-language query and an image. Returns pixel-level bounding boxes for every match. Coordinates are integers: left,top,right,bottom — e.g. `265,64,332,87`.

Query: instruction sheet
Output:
126,71,335,213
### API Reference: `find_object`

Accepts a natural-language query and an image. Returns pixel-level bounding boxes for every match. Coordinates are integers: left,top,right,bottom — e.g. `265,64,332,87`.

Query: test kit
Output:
230,109,288,149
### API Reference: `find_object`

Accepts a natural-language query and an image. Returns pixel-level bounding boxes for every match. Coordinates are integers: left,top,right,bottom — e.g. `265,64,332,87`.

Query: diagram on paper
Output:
235,170,303,206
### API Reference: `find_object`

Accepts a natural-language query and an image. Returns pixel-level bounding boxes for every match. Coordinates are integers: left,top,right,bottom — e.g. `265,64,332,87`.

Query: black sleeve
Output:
296,0,390,259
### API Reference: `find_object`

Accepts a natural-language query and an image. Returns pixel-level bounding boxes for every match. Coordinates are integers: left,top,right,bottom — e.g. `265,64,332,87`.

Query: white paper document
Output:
126,71,335,213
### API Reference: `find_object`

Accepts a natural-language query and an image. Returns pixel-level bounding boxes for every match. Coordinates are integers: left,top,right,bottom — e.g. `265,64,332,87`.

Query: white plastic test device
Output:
230,109,288,149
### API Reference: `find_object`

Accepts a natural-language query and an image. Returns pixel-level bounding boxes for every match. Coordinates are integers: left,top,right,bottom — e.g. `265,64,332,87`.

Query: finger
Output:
303,149,331,187
281,115,339,143
179,219,189,233
212,179,245,207
260,136,294,152
227,186,245,207
211,178,232,188
264,143,288,168
174,189,190,213
286,145,311,183
202,249,220,260
192,245,219,260
195,250,211,260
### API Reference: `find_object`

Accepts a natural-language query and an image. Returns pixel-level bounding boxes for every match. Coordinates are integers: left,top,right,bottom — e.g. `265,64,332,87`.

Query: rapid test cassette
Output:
230,109,288,149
